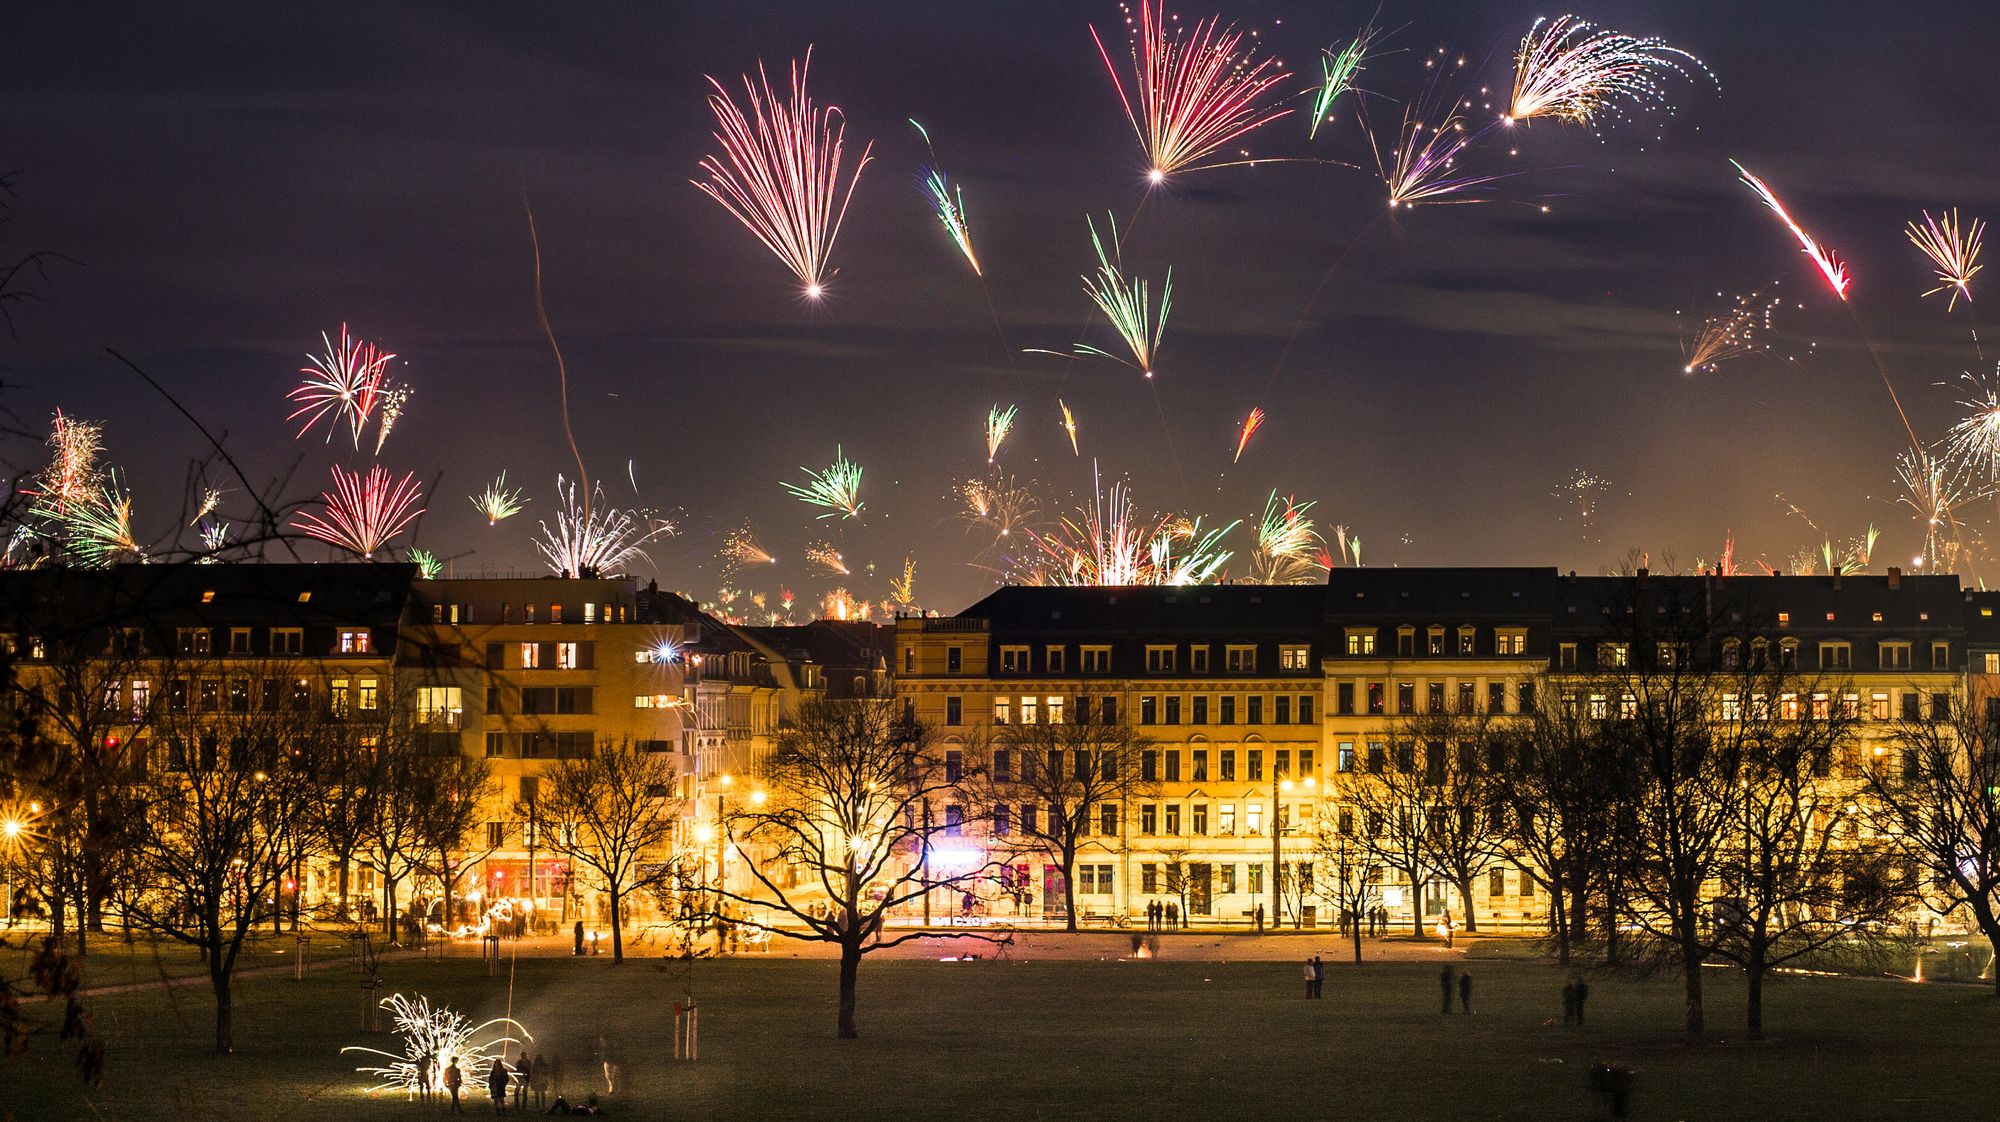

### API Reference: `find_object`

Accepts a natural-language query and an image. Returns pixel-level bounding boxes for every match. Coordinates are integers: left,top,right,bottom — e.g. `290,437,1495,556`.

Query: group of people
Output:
1339,905,1395,936
1300,955,1326,998
1561,976,1592,1025
1439,966,1474,1014
1143,900,1186,930
416,1049,609,1116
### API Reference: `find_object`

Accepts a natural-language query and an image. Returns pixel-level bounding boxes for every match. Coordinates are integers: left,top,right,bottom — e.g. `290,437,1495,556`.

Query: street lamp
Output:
1274,774,1317,926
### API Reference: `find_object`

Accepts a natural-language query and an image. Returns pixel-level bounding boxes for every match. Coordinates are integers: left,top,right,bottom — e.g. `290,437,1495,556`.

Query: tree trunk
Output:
1746,948,1766,1041
1680,915,1705,1037
609,888,625,964
211,955,234,1054
337,857,351,920
437,853,454,954
1551,890,1572,966
1458,876,1479,933
73,883,89,959
836,940,862,1039
1062,856,1079,933
1411,880,1426,938
1350,920,1363,963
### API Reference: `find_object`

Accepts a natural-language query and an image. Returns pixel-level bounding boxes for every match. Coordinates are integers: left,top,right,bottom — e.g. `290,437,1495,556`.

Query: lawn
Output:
7,944,1996,1120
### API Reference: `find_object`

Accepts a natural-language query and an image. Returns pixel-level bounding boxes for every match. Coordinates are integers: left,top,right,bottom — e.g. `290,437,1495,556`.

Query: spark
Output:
782,446,865,520
289,324,393,447
33,410,103,516
721,524,777,577
890,558,917,609
1091,0,1292,179
1731,160,1849,300
693,50,872,298
190,488,224,526
1897,446,1978,574
804,540,849,576
986,404,1017,463
40,470,143,567
1020,463,1236,586
1946,364,2000,484
910,120,980,275
1376,59,1507,208
373,381,413,454
1506,15,1709,127
1248,491,1325,584
535,475,667,578
1307,26,1375,140
408,548,442,580
292,465,426,559
1553,469,1614,541
470,472,528,525
1233,406,1265,463
956,476,1039,545
1906,208,1984,310
1076,213,1171,377
342,994,528,1097
1059,399,1080,455
1681,288,1782,374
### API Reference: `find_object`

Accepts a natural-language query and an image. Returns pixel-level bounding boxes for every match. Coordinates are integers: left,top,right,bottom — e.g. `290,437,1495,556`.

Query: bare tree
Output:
530,738,687,964
1397,708,1511,933
714,698,998,1038
412,752,496,943
1310,804,1377,961
297,726,383,922
1335,739,1437,938
364,735,431,942
972,716,1156,931
1869,694,2000,997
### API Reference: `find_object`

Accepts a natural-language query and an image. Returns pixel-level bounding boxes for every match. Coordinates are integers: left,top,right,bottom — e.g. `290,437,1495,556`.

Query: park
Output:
6,928,1996,1120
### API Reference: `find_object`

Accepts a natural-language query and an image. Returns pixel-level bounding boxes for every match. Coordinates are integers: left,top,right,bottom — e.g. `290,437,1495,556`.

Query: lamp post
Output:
1273,774,1316,926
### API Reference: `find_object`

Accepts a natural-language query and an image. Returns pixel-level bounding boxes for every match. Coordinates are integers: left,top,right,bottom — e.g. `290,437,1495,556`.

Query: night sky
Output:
4,1,1997,611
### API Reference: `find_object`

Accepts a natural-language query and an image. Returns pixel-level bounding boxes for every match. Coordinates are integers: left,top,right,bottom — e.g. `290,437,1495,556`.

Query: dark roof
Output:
0,562,418,648
1325,568,1558,621
1553,572,1964,633
739,620,892,669
957,585,1325,637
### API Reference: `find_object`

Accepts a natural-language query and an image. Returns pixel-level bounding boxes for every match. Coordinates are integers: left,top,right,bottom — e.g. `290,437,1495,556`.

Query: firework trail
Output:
189,487,224,526
1059,399,1080,455
373,381,413,453
293,465,426,559
1075,213,1171,376
956,476,1039,545
1730,160,1848,300
890,558,917,610
804,540,849,576
1091,0,1292,182
470,472,528,525
31,410,103,514
1506,15,1710,128
782,446,865,519
909,120,980,276
1307,27,1375,140
535,475,665,577
986,404,1017,463
1906,208,1983,310
1376,56,1508,208
1248,491,1324,584
1680,288,1783,374
719,524,777,578
694,50,872,299
290,324,393,447
408,548,442,580
1233,406,1265,462
342,994,528,1096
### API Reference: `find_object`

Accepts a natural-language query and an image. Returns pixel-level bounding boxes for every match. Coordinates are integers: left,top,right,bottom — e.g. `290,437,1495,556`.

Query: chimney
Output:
1832,569,1842,591
1887,566,1901,589
1636,566,1649,588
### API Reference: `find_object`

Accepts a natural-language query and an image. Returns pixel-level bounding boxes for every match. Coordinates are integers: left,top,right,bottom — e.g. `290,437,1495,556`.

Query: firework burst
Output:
1021,464,1235,587
1506,15,1709,128
720,524,777,578
1680,288,1783,374
408,548,443,580
693,50,872,299
782,446,865,520
34,410,103,514
373,381,413,453
1307,28,1374,140
343,994,528,1097
1076,213,1171,376
290,324,393,447
1376,58,1507,209
1092,0,1291,181
470,472,528,525
985,404,1017,463
1059,399,1080,455
1906,208,1984,310
38,470,143,567
910,120,980,276
293,465,426,559
956,475,1039,546
1731,160,1849,300
804,540,849,576
1233,406,1265,462
1897,446,1978,573
1946,364,2000,484
535,475,665,577
1248,491,1324,584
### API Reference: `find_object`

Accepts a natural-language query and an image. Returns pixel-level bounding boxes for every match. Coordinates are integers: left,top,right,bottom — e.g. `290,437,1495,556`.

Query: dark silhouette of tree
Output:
529,738,687,964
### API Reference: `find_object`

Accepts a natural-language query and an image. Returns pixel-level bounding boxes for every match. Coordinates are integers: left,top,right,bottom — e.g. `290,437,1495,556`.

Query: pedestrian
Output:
444,1058,464,1114
415,1050,434,1102
532,1051,550,1109
1574,978,1590,1026
1440,965,1455,1014
598,1034,621,1095
487,1055,510,1113
512,1051,531,1111
1166,900,1178,929
1312,954,1325,999
1562,979,1578,1025
1458,970,1473,1014
1256,903,1266,932
573,919,585,956
1378,904,1389,934
1302,957,1315,999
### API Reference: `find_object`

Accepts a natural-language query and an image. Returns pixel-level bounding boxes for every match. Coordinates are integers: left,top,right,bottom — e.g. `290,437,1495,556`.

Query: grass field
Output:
7,944,1997,1121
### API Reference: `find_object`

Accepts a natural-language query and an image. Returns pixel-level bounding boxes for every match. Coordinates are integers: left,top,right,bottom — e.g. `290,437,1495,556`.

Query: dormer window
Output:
999,646,1030,674
1819,641,1851,670
1145,646,1177,673
1426,626,1444,655
338,629,372,655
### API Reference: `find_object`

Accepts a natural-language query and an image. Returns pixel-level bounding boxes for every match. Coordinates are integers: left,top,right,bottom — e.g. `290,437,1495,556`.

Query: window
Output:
1248,863,1264,894
1871,692,1890,720
417,687,463,727
1557,643,1577,669
1933,641,1952,668
1246,804,1264,834
1497,630,1527,656
1367,683,1385,714
1400,629,1418,657
1300,695,1315,723
1142,751,1159,781
1599,642,1629,668
1101,697,1118,724
1987,653,2000,675
1046,696,1065,725
1346,631,1376,655
1192,695,1209,723
1141,804,1158,834
1020,696,1038,724
1247,696,1263,723
1221,864,1236,894
1459,629,1476,655
1189,646,1211,672
1275,695,1292,724
228,628,252,654
1820,642,1851,670
1337,682,1354,714
1226,646,1257,673
1300,749,1315,776
1280,645,1310,671
1000,646,1029,673
993,698,1011,724
1247,750,1264,782
227,678,250,713
329,678,349,716
941,696,961,726
904,648,915,674
1275,750,1291,779
261,628,300,655
1164,696,1181,725
1218,804,1236,834
1779,640,1800,670
177,628,212,655
1165,805,1181,835
1396,683,1415,714
1141,863,1158,893
994,804,1011,835
1140,696,1157,725
485,732,507,758
991,749,1012,783
1337,742,1355,773
556,641,588,669
1427,682,1445,712
944,750,963,783
520,641,542,669
1191,750,1208,781
1192,803,1208,835
1488,682,1506,713
1220,750,1237,781
1518,681,1536,712
1081,646,1110,674
487,822,506,848
1902,692,1921,721
1046,646,1066,673
338,629,371,654
1165,750,1181,782
1490,868,1508,899
1220,695,1237,724
1780,692,1800,721
1932,692,1951,721
1146,646,1177,673
1720,693,1741,721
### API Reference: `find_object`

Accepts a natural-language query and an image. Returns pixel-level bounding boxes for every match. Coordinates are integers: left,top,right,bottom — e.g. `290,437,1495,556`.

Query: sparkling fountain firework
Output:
292,465,426,559
1091,0,1292,181
407,548,442,580
693,50,872,299
343,994,528,1097
470,472,528,525
289,324,393,448
1021,464,1236,586
536,475,665,577
782,446,865,519
1507,15,1709,128
1906,208,1984,310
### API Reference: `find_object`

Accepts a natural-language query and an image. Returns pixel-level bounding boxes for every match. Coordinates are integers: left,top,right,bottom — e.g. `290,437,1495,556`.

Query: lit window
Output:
520,642,541,668
557,642,580,669
338,629,372,654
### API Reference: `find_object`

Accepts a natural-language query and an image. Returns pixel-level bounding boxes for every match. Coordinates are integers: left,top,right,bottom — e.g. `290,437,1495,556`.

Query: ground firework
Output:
1731,160,1849,300
1248,491,1324,584
1906,208,1983,310
986,404,1017,463
782,446,865,519
407,547,442,580
693,50,872,299
1507,15,1709,128
1091,0,1291,181
290,324,393,447
1076,213,1171,376
1021,464,1236,586
292,465,426,559
342,994,527,1097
